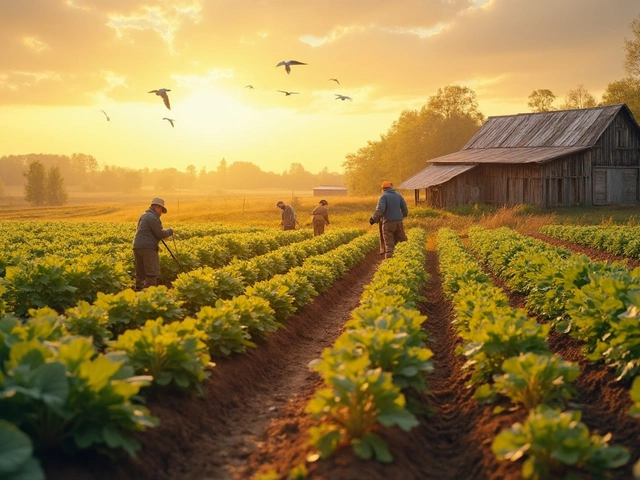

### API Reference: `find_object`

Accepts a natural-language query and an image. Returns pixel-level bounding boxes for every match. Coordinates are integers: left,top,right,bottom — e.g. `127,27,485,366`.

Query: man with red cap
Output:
369,181,408,258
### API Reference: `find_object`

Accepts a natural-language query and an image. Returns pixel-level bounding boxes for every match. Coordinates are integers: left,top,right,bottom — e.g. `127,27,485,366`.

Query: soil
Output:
41,239,640,480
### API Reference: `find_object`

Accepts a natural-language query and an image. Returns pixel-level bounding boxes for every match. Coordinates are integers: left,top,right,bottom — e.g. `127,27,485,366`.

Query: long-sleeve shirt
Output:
311,205,330,224
371,187,408,223
281,205,297,229
133,208,173,250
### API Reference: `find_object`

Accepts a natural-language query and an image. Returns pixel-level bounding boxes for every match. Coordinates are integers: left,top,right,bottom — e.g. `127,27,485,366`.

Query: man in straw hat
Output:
369,181,408,258
133,197,175,289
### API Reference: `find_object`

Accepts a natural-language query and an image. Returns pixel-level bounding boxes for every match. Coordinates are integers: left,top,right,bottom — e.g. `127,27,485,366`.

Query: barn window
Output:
616,129,627,148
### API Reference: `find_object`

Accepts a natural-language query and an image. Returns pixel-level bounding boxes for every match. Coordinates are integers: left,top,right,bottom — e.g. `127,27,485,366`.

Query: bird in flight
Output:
328,78,340,85
245,85,254,89
277,90,300,96
335,94,353,101
163,118,175,128
100,110,110,121
276,60,307,74
148,88,171,110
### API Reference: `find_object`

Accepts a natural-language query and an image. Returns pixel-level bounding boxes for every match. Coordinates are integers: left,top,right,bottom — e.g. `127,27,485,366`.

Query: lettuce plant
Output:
193,305,255,357
224,295,280,341
63,301,111,350
492,406,629,480
0,420,44,480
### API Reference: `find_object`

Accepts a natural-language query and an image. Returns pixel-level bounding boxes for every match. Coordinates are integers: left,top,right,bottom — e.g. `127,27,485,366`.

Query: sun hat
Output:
381,181,393,189
275,200,285,207
151,197,167,213
319,199,328,205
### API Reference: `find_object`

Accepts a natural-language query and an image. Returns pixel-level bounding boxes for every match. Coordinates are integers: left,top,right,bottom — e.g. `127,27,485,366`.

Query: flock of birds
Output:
98,59,352,127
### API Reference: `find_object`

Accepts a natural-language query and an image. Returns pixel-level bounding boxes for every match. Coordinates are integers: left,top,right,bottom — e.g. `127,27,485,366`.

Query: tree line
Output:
343,13,640,196
0,153,344,206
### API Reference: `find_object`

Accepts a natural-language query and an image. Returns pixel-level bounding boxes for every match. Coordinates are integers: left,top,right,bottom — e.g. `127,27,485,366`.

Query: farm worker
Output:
133,197,174,289
311,199,330,236
276,200,297,230
369,181,408,259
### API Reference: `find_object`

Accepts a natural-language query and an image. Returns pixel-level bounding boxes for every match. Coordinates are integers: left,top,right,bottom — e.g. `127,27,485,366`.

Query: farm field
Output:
1,200,640,480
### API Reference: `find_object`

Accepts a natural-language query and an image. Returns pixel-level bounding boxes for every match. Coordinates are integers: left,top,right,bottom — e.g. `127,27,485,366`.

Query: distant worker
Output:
369,181,408,258
311,199,330,236
133,197,174,289
276,200,297,230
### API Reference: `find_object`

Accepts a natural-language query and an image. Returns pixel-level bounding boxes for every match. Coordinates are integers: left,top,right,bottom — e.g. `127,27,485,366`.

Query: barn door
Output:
593,169,608,205
622,169,638,204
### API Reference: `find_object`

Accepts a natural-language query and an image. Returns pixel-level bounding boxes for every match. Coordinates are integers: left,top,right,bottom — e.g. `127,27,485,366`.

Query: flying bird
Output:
100,110,110,121
245,85,254,89
148,88,171,110
277,90,300,96
328,78,340,85
335,94,353,101
163,118,175,128
276,60,307,74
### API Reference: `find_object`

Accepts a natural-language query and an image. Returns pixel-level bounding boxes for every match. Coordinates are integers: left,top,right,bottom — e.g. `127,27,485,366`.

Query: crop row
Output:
0,232,379,478
306,228,432,463
541,224,640,258
436,228,630,479
468,226,640,382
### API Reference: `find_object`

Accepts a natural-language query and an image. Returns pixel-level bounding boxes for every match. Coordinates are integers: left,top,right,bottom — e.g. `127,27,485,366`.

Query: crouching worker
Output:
133,197,174,289
369,181,408,259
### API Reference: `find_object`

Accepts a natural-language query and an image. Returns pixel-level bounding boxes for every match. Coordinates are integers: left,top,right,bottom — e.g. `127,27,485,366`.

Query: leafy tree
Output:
527,89,556,112
45,165,69,206
624,13,640,77
601,77,640,120
560,84,597,109
343,85,484,195
23,160,47,206
185,164,196,189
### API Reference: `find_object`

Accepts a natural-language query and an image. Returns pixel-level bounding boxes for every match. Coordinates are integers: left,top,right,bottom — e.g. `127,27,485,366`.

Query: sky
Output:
0,0,638,175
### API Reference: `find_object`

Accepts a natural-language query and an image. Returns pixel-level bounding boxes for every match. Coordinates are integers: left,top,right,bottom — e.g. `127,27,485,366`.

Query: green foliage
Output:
63,301,111,350
245,280,296,324
475,353,579,410
492,406,629,480
45,165,68,206
224,295,280,341
0,336,157,456
108,318,211,395
23,160,46,207
1,258,77,316
0,419,44,480
65,255,131,303
306,355,418,463
193,304,255,357
630,376,640,417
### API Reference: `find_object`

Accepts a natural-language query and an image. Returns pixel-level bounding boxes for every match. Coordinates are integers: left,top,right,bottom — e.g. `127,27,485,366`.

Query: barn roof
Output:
398,164,477,189
463,104,626,149
426,146,589,164
312,185,348,190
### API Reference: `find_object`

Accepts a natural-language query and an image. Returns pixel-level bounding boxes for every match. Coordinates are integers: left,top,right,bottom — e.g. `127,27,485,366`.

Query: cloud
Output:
89,71,128,103
23,36,51,54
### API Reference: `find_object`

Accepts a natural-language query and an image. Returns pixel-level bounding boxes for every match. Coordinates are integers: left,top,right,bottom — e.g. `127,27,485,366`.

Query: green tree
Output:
601,77,640,120
624,13,640,77
560,84,597,109
23,160,47,206
45,165,69,206
427,85,485,124
185,164,196,190
527,89,556,112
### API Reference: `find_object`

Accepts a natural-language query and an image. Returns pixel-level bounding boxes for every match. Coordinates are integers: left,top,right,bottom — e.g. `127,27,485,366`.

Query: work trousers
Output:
133,248,160,289
313,219,326,236
381,221,407,259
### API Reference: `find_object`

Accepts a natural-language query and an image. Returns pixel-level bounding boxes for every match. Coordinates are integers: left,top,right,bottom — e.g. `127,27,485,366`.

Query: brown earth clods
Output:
42,240,640,480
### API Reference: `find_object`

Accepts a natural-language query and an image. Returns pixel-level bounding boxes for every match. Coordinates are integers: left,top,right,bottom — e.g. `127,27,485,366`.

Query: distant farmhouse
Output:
399,104,640,208
312,185,348,197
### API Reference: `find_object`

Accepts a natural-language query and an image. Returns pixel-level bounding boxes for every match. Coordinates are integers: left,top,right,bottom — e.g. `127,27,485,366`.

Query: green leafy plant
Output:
306,355,418,463
631,376,640,417
245,280,296,323
107,318,211,396
224,295,280,341
475,353,580,410
193,304,255,357
492,406,629,480
63,301,111,350
0,419,45,480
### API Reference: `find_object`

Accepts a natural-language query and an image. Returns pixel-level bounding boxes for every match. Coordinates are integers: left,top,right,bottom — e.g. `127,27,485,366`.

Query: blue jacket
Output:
372,187,408,223
133,208,173,250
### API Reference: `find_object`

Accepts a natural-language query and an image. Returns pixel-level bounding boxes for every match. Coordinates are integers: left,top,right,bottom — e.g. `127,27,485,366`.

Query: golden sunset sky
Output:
1,0,638,174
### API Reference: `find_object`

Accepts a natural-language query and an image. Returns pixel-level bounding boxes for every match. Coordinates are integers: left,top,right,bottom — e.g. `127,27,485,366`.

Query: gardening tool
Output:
161,238,185,273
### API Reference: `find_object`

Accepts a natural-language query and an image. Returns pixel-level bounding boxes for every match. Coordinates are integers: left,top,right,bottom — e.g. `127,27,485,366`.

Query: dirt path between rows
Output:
44,251,382,480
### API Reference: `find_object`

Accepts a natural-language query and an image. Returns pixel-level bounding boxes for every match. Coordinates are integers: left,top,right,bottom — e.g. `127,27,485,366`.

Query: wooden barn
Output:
398,104,640,208
312,185,348,197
